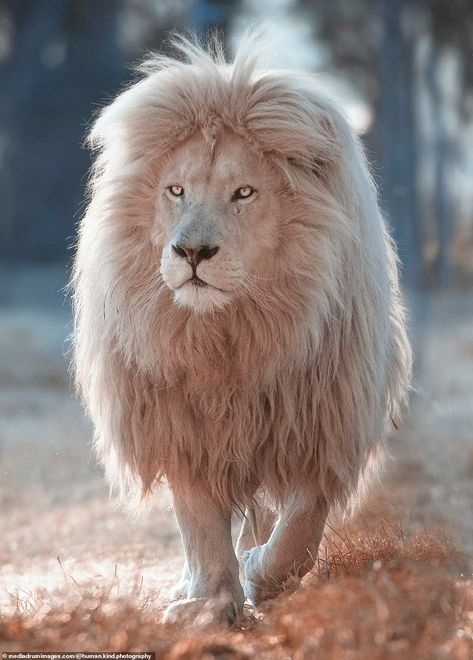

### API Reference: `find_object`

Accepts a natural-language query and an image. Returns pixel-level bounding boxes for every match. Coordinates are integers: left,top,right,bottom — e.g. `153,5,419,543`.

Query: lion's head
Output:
157,131,282,313
78,33,361,330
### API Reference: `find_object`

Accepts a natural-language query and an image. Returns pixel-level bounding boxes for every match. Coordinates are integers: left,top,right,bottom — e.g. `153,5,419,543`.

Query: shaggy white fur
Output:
72,33,412,624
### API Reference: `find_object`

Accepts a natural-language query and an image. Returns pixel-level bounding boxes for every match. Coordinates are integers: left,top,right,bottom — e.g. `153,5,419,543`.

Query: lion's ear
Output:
287,155,327,182
311,158,325,179
311,113,343,179
287,110,343,183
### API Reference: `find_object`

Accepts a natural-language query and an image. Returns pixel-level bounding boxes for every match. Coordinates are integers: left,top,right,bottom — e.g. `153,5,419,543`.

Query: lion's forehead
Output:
161,131,265,192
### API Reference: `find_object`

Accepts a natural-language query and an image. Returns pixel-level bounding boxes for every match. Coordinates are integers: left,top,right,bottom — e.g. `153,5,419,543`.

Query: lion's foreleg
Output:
243,492,328,605
163,488,244,625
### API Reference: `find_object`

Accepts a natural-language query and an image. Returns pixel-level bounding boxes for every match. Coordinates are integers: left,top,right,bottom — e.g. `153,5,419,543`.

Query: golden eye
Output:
234,186,254,200
169,185,184,197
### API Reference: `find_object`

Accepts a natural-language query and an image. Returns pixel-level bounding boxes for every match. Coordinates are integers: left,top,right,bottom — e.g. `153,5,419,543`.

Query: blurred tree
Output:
0,0,125,262
300,0,473,287
377,0,420,285
192,0,238,48
421,0,473,286
118,0,190,56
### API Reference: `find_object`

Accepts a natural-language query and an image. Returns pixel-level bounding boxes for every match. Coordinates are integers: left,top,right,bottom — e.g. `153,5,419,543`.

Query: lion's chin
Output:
172,282,231,314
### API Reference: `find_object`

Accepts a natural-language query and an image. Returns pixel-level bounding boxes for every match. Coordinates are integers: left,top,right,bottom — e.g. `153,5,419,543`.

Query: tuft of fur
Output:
71,33,412,513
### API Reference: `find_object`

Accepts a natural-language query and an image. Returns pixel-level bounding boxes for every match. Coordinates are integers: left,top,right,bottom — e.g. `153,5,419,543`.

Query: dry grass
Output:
1,520,471,659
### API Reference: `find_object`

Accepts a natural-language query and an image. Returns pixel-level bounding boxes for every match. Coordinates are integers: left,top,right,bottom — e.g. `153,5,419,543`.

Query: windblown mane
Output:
72,33,412,512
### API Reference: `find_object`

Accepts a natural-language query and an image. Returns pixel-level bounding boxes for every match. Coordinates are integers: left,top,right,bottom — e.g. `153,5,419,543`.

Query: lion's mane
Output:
72,35,412,512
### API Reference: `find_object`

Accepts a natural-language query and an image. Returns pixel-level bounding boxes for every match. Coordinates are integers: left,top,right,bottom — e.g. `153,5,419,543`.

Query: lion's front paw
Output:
243,546,289,606
163,596,242,628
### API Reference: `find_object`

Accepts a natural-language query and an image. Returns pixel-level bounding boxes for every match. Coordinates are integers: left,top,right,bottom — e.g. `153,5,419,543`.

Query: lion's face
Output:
156,132,282,313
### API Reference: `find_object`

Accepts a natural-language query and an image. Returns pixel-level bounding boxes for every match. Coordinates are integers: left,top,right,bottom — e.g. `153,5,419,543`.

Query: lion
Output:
71,34,412,625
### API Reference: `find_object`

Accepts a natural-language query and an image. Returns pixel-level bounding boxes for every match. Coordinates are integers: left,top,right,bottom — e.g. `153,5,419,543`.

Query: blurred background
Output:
1,0,473,283
0,0,472,635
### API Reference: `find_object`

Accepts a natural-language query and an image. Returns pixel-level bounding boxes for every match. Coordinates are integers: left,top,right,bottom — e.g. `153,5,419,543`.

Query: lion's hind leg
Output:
236,500,277,560
243,491,328,606
170,563,190,600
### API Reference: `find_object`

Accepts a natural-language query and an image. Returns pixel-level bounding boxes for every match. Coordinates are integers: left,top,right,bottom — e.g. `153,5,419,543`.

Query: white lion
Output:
72,34,412,625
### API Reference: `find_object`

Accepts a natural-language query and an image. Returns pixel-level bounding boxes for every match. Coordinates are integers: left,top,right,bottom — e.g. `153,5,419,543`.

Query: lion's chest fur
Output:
145,298,321,504
152,349,318,506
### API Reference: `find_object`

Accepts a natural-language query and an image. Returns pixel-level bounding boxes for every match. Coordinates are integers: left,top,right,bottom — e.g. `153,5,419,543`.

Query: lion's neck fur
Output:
148,278,314,392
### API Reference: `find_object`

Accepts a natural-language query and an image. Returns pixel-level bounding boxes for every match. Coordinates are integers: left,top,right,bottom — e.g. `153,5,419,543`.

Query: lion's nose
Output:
172,244,219,266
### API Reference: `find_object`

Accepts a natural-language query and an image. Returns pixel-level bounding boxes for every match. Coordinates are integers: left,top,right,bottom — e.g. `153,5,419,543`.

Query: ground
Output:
0,265,472,658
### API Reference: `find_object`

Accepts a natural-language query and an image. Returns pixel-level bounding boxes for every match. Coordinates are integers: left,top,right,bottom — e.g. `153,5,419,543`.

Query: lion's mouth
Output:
170,272,234,311
190,274,208,288
182,275,227,293
174,275,229,295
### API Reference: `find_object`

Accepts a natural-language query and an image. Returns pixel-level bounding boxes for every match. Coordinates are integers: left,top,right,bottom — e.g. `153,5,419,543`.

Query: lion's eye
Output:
233,186,254,200
169,185,184,197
